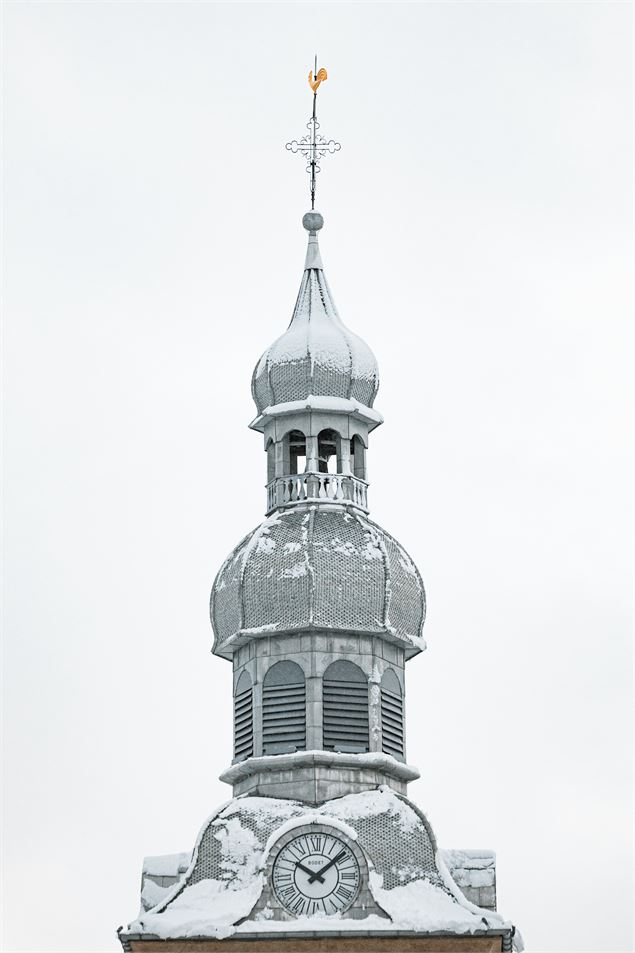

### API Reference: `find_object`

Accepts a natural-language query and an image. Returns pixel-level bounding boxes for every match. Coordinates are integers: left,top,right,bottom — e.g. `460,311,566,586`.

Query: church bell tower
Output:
212,204,424,805
118,63,521,953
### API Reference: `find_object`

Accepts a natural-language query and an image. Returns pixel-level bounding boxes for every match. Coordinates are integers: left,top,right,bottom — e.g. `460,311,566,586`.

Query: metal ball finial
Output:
302,211,324,232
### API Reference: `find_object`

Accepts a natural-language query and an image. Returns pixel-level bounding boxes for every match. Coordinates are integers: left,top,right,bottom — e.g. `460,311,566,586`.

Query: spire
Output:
286,58,341,210
251,206,380,420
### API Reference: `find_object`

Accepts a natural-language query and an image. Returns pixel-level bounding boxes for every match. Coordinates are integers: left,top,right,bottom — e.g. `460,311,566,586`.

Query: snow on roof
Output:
211,506,427,659
143,852,191,878
250,395,384,429
122,788,510,942
441,849,496,888
251,260,380,417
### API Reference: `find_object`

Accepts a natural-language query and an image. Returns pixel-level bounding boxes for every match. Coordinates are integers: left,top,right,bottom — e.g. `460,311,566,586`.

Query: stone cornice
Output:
219,750,420,787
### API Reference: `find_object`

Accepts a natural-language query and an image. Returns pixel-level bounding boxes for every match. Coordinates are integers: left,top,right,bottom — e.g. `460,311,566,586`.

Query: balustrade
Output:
266,471,368,514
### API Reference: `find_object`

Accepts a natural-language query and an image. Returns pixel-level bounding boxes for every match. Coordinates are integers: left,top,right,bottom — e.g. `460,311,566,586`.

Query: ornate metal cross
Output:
286,57,341,210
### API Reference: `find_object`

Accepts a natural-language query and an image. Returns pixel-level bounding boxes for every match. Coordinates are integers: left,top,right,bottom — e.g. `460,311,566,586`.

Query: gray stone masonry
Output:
225,632,411,802
442,849,497,912
221,751,418,802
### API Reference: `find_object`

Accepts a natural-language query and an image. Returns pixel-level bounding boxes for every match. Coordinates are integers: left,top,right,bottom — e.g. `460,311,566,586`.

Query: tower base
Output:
123,932,512,952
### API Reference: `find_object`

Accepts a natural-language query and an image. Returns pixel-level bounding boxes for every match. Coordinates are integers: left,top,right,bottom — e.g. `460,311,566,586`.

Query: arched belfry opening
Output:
286,430,307,475
317,428,340,474
381,668,404,761
233,670,253,762
262,660,306,755
265,438,275,483
350,434,366,480
322,660,369,753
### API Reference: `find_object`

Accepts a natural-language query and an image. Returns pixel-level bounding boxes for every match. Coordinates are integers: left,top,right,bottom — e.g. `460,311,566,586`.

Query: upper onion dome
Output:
211,505,426,660
251,213,380,416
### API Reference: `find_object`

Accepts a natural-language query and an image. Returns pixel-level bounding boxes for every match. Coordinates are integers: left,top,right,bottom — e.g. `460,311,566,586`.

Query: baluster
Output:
270,473,369,510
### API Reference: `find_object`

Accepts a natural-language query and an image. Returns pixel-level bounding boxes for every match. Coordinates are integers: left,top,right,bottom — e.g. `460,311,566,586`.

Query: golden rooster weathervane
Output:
286,56,341,210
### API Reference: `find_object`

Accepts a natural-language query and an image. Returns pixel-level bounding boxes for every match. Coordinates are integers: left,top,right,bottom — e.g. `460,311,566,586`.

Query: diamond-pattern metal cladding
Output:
187,796,449,897
211,508,426,654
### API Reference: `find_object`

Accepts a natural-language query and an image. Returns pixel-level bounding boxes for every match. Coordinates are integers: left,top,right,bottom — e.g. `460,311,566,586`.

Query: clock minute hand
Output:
295,861,325,884
307,849,347,884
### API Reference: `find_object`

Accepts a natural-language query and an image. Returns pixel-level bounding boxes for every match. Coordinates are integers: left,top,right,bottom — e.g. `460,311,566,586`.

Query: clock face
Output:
271,830,361,916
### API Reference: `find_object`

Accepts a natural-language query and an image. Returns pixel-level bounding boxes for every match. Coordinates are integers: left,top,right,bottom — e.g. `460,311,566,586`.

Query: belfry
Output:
118,64,521,953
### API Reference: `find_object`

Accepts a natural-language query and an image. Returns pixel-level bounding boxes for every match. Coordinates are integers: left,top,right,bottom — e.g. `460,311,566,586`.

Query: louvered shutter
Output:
262,660,306,755
233,671,253,761
381,669,404,760
323,660,369,753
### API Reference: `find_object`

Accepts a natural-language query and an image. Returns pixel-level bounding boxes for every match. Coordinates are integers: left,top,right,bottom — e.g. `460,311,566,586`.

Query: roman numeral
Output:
340,869,357,881
274,873,292,884
336,884,353,901
290,896,305,915
309,835,323,852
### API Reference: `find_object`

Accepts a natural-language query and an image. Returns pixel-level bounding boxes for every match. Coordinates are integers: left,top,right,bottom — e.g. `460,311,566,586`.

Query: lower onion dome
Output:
211,505,426,659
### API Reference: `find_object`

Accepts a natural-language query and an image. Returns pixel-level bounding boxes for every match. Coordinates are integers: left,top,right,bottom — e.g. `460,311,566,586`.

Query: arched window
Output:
286,430,306,475
266,438,275,483
262,660,306,755
381,669,404,760
317,428,340,474
323,660,369,753
350,434,366,480
233,670,253,762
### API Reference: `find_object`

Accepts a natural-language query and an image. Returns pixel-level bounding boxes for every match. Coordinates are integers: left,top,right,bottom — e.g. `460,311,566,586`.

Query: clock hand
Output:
307,849,347,884
295,861,325,884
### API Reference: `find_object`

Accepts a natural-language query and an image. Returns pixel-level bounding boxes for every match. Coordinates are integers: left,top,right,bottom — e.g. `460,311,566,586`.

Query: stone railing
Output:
266,471,369,514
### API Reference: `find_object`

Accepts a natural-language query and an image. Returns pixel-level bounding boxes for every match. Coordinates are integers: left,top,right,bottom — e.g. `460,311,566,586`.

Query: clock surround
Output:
252,822,388,923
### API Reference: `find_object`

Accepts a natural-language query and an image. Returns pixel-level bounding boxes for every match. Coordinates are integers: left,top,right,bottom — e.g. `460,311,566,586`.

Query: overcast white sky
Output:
2,2,632,951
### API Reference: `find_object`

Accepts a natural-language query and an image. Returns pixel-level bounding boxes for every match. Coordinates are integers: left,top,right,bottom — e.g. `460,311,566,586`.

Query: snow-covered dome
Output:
211,505,426,659
251,213,380,416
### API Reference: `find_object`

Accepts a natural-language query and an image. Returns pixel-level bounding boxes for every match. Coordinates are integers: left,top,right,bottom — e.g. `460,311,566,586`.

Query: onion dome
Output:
251,213,380,416
211,505,426,660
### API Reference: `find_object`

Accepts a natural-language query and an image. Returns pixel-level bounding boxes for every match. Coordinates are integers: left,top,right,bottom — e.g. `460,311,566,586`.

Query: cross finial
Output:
286,57,341,210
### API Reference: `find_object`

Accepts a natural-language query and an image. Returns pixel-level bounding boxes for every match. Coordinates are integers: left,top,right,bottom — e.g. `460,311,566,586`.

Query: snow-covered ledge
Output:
249,395,384,434
221,750,420,785
220,750,420,801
